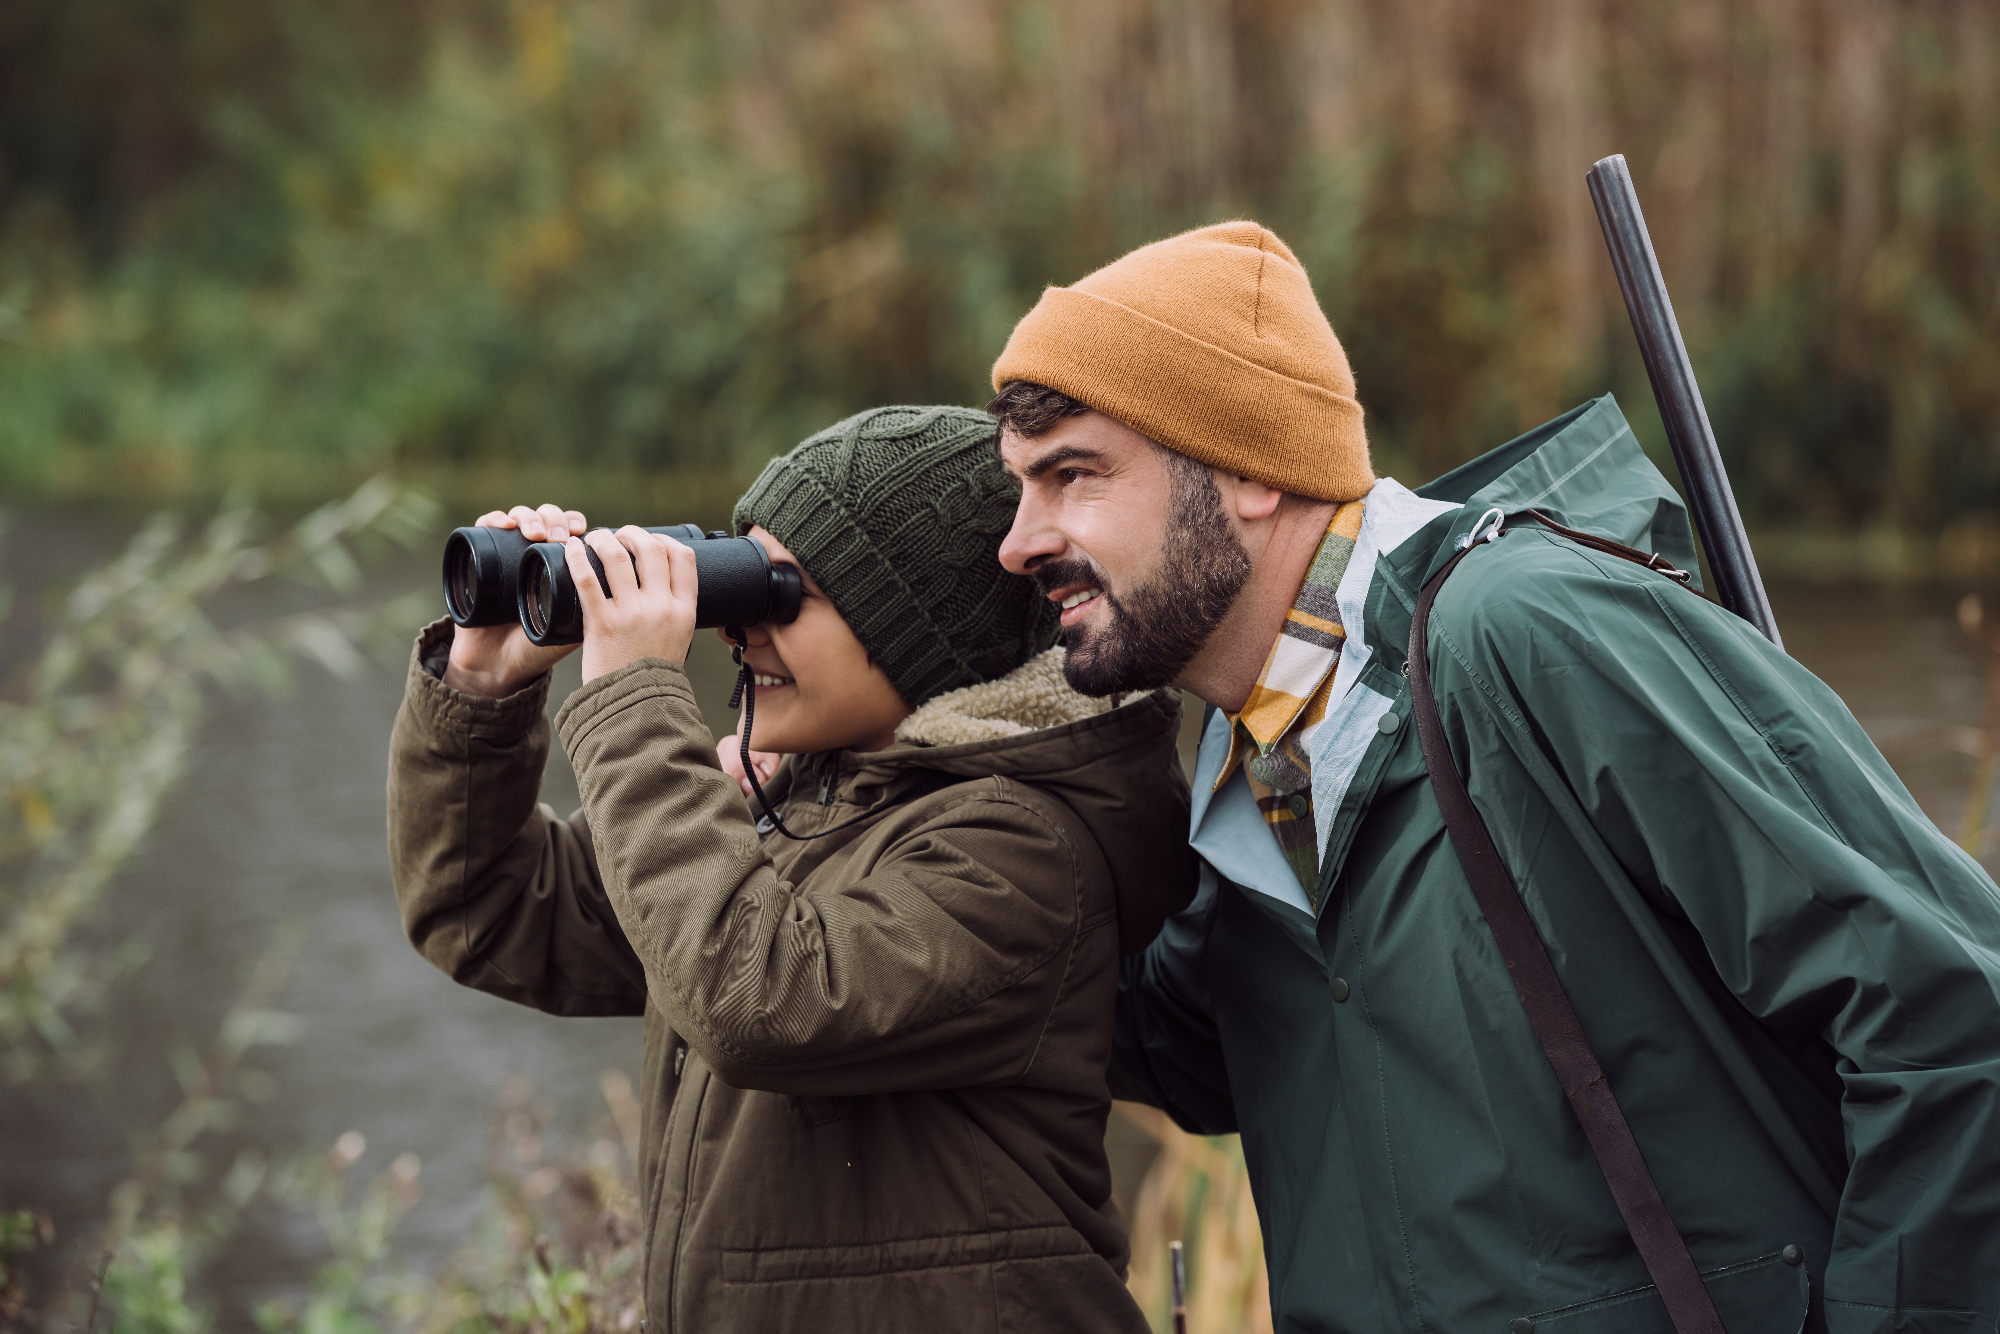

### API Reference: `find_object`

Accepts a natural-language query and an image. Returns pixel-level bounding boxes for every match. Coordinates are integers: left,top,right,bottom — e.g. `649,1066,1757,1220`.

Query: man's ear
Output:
1222,473,1285,523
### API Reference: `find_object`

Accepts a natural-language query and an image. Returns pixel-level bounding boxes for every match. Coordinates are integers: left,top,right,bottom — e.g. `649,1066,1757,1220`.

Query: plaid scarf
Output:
1213,500,1367,905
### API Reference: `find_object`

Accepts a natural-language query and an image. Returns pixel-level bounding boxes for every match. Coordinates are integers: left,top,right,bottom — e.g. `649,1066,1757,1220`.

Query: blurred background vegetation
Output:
2,0,1997,564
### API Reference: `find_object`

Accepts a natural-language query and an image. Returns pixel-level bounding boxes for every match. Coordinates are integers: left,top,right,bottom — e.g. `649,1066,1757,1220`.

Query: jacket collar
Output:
1213,498,1368,793
1307,394,1694,905
1189,477,1458,933
1192,393,1699,944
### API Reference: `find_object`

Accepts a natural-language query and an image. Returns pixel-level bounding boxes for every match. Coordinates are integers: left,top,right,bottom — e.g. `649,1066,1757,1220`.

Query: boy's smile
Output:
744,652,796,689
716,526,909,755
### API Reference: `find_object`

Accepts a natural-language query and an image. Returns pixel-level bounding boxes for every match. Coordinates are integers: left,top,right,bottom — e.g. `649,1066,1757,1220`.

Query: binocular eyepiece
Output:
442,523,803,646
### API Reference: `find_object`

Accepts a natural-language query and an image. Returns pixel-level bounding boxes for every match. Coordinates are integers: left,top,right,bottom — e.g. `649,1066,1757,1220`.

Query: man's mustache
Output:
1031,557,1105,602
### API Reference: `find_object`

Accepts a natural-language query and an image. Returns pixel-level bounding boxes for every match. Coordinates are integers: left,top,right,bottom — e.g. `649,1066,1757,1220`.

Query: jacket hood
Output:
893,647,1150,748
1409,392,1699,585
1334,394,1697,686
790,649,1195,954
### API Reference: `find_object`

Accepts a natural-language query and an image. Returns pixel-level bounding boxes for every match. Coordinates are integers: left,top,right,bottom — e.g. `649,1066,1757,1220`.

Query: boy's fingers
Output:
662,534,698,602
536,504,571,538
509,505,546,541
715,739,756,797
621,526,672,593
565,510,588,535
584,529,638,598
475,510,514,529
562,537,608,609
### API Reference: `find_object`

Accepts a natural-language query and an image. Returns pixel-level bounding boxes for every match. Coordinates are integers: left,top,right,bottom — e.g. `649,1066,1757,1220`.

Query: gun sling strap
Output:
1405,510,1727,1334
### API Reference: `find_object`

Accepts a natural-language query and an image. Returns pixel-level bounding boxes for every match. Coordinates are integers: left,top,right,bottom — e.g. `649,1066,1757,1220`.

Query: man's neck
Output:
1176,497,1341,714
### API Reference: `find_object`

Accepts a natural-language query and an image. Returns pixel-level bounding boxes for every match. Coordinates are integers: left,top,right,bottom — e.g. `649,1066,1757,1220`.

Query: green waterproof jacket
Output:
1113,395,2000,1334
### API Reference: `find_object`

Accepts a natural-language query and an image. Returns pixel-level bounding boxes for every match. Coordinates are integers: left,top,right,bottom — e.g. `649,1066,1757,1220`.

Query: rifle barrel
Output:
1586,153,1783,649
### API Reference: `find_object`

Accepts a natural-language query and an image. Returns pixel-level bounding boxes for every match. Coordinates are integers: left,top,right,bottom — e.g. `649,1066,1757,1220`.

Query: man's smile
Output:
1057,586,1103,625
1034,561,1110,627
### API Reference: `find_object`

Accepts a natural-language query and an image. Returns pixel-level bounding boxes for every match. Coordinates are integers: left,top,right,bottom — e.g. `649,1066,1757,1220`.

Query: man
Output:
989,221,2000,1333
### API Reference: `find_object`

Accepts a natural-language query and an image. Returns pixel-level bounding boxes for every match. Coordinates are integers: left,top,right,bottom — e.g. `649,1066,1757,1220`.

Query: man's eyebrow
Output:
1013,443,1108,481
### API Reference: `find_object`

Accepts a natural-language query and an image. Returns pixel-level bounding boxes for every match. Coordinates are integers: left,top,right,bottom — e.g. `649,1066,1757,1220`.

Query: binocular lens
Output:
440,524,545,628
524,561,555,642
445,541,478,623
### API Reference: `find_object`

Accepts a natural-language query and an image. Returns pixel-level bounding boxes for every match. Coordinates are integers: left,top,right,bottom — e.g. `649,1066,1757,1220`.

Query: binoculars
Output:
442,523,803,646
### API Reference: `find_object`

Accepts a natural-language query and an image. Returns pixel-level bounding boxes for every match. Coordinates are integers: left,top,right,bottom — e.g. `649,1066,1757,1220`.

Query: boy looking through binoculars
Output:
387,406,1194,1333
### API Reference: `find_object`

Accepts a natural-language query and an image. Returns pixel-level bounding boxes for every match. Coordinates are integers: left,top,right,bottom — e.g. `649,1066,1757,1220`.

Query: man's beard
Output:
1036,455,1252,696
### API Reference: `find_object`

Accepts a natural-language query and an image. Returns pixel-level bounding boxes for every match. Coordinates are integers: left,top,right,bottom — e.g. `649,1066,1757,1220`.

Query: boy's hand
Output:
716,716,781,798
572,526,699,683
444,504,586,698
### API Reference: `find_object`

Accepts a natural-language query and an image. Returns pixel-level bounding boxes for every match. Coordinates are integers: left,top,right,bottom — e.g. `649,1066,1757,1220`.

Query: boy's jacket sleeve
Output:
554,659,1103,1098
1432,531,2000,1325
387,620,647,1017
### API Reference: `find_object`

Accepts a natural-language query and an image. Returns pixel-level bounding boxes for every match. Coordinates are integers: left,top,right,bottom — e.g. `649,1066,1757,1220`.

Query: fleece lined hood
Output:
894,648,1151,746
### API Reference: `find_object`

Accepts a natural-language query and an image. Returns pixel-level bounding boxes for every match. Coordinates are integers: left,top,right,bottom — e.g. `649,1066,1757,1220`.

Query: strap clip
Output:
1456,507,1507,551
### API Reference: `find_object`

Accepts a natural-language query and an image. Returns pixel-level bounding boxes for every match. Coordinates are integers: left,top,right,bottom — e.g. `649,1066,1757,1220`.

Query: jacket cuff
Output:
554,658,701,753
403,618,553,741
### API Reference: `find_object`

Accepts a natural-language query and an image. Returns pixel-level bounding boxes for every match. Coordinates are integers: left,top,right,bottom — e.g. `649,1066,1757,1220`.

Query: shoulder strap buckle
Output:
1456,507,1508,551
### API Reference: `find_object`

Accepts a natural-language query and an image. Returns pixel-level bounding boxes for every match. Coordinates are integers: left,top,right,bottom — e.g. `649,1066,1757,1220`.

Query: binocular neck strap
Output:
724,627,938,843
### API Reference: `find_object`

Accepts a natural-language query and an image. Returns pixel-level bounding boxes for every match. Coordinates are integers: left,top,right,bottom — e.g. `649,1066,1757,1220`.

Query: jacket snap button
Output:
1289,793,1312,817
1377,711,1402,735
674,1046,689,1078
1512,1320,1534,1334
1329,977,1351,1003
1781,1243,1803,1265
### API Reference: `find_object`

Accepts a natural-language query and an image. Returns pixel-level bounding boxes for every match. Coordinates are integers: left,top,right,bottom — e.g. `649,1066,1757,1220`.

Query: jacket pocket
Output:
1512,1251,1810,1334
792,1094,843,1128
720,1224,1084,1285
715,1231,1136,1334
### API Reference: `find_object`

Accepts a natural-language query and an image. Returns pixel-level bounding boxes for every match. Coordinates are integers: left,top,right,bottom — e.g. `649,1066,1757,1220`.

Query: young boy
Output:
387,406,1193,1333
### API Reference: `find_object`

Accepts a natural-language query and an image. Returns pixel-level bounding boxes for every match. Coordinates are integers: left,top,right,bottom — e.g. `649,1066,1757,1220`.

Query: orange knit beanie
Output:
991,221,1373,502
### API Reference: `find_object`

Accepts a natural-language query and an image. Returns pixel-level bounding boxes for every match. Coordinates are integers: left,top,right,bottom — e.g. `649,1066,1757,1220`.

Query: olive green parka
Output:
1115,396,2000,1334
388,636,1195,1333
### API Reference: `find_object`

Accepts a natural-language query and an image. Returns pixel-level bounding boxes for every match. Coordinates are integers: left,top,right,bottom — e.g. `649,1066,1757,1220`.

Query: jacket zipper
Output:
818,770,837,805
648,1060,709,1332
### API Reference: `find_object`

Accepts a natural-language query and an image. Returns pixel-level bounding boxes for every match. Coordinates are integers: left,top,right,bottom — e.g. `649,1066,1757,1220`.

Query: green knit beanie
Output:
733,405,1059,708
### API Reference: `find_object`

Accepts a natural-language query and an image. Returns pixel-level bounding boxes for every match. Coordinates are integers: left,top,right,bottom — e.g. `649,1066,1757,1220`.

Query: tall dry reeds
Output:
713,0,2000,519
2,0,1997,538
1118,1103,1273,1334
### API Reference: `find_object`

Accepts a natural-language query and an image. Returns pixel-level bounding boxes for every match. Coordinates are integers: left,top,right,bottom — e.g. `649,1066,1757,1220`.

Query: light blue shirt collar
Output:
1189,478,1460,917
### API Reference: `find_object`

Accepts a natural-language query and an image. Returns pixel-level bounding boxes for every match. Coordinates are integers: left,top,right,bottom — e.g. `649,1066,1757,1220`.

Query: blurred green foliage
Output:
0,0,1996,538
